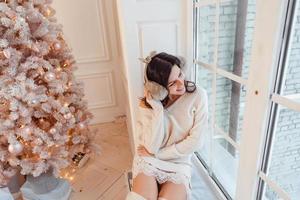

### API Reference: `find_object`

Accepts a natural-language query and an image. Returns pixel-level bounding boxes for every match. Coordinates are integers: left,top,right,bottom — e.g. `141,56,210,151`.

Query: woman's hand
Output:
137,145,154,157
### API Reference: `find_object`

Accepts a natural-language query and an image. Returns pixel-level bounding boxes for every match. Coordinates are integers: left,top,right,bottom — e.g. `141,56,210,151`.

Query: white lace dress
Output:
132,87,208,200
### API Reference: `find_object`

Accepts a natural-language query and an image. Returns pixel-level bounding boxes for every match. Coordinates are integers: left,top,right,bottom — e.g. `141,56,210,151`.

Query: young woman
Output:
126,52,208,200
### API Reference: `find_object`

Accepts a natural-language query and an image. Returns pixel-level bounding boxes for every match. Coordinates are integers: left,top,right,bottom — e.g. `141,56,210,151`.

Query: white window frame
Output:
189,0,296,199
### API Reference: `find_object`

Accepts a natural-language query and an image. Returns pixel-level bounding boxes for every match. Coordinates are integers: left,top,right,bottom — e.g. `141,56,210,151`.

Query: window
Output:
194,0,256,198
258,1,300,199
193,0,300,199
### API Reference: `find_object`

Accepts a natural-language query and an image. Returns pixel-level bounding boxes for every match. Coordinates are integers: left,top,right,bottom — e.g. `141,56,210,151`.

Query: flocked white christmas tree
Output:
0,0,95,186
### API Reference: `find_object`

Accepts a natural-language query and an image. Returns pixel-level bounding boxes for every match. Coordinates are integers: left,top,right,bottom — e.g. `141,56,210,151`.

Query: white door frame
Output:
235,0,288,198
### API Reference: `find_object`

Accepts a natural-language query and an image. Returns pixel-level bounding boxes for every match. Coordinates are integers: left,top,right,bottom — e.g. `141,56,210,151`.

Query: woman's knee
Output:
132,173,158,200
158,181,187,200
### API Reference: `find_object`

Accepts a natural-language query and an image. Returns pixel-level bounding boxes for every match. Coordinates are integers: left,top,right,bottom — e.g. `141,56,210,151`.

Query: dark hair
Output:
140,52,196,108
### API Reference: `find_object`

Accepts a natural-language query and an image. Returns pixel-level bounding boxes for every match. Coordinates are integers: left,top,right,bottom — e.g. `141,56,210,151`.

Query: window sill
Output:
191,154,228,200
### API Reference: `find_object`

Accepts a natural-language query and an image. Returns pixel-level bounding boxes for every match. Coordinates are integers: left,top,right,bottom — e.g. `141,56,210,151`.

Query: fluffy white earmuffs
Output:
139,51,168,101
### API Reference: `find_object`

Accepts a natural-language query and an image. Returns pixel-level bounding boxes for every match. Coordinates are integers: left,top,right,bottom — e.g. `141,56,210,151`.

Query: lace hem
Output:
132,156,191,199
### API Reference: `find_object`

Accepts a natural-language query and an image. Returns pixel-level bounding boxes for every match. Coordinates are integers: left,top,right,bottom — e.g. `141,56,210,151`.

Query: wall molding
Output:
77,71,117,109
137,20,179,57
76,56,104,64
72,0,110,62
94,0,111,61
71,0,110,62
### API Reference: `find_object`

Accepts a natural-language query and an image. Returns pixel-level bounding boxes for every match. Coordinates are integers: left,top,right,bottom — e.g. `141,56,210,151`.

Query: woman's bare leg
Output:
158,181,187,200
132,173,158,200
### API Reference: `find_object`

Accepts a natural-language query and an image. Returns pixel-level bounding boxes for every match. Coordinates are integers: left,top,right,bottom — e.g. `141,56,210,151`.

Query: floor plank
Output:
98,173,129,200
70,121,132,200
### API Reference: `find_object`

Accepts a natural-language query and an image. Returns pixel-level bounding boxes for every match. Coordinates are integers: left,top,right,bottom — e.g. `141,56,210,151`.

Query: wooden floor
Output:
69,121,132,200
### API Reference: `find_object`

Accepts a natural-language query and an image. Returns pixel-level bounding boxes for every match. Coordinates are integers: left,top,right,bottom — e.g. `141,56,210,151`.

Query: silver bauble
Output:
8,141,23,154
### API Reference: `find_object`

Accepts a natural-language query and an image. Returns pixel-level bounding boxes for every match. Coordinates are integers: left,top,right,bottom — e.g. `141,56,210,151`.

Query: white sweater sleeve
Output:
156,89,208,160
137,99,165,155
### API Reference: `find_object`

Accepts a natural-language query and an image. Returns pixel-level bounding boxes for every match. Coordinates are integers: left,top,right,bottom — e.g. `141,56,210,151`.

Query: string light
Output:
44,7,55,18
62,60,71,68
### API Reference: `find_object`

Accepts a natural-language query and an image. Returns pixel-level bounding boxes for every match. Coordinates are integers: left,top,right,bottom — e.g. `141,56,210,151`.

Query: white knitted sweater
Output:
135,86,208,173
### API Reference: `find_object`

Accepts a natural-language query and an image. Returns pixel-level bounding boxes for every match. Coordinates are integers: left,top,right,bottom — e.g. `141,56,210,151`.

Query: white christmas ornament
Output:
8,141,23,154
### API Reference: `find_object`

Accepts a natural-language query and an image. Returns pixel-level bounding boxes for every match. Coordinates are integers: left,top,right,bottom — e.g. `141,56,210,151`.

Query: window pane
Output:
212,137,239,198
262,183,281,200
196,68,242,198
196,4,216,64
261,3,300,199
196,67,213,165
281,2,300,97
215,75,247,146
262,105,300,199
217,0,256,78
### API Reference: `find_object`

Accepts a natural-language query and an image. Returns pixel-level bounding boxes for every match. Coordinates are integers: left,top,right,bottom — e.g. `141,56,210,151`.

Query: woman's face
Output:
167,65,185,96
